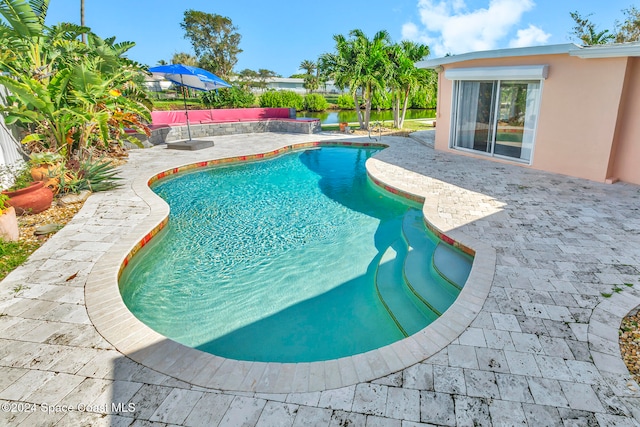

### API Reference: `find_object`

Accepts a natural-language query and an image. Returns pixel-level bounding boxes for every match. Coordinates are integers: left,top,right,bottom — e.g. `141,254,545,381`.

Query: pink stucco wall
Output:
434,54,638,184
609,57,640,185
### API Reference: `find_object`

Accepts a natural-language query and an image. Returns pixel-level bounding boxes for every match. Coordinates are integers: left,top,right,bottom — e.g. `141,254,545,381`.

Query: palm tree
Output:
319,29,392,130
388,41,430,129
570,11,615,45
582,27,615,45
171,52,198,66
299,59,318,93
350,29,393,129
299,59,316,75
80,0,85,43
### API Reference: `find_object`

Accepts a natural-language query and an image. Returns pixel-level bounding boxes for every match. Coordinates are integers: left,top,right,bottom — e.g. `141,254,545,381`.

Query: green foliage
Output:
601,282,635,298
0,194,9,212
152,99,203,110
201,87,255,108
336,94,355,109
58,158,122,194
235,68,280,91
29,152,64,166
572,7,640,44
615,7,640,42
0,0,151,161
410,90,437,109
1,163,33,191
0,239,39,281
181,10,242,78
259,90,304,110
171,52,198,66
319,29,393,129
303,94,328,112
371,91,392,110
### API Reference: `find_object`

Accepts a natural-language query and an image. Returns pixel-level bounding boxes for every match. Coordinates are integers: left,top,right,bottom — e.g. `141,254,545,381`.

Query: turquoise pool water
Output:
120,147,469,362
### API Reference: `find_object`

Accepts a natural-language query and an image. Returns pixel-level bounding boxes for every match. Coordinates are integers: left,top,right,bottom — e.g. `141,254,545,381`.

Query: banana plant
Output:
0,0,151,159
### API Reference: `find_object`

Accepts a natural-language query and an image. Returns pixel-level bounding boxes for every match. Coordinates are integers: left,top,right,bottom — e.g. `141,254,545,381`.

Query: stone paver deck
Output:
1,131,640,426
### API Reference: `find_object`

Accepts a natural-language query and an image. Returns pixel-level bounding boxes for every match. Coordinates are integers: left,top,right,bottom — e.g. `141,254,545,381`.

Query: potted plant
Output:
0,194,18,241
1,164,53,215
29,152,64,192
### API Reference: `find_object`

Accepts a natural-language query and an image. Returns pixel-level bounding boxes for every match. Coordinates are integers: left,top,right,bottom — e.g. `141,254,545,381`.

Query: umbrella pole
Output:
180,75,193,141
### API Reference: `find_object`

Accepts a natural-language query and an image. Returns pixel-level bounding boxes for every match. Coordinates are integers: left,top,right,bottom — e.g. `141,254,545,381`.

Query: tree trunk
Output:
80,0,86,44
392,92,400,128
353,92,364,129
399,87,410,129
364,84,372,130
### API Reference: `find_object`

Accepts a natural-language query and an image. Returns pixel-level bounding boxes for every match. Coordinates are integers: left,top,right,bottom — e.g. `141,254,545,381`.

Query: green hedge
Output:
336,93,355,109
303,94,328,112
259,90,304,110
201,87,256,108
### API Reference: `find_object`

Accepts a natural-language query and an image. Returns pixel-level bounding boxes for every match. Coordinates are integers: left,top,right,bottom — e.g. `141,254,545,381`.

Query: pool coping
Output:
85,140,496,393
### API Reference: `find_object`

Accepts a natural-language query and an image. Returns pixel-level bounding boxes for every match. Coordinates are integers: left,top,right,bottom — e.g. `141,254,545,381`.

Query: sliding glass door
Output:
452,79,541,163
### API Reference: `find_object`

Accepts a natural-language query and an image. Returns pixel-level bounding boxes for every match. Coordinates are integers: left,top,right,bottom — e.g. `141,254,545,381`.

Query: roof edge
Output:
571,42,640,58
418,42,640,68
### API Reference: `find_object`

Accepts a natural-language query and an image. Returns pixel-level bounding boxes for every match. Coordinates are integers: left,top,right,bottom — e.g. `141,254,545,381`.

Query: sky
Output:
43,0,634,77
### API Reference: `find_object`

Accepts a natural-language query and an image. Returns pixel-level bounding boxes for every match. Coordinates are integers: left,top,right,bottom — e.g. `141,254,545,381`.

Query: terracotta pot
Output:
31,163,62,193
339,122,348,132
0,206,19,241
2,181,53,215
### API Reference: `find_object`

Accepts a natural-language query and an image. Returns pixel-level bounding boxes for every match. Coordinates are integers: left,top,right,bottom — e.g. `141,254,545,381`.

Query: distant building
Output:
256,78,347,94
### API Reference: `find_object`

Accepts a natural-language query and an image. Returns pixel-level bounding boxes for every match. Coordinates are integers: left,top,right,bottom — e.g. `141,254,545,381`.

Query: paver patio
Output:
1,130,639,426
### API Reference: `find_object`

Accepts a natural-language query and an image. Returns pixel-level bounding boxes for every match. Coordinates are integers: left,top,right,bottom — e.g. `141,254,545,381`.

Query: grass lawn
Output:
152,99,204,110
322,118,434,133
0,239,39,281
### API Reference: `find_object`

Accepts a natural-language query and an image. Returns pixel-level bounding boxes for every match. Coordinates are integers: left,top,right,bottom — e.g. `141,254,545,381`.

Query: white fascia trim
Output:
570,43,640,58
417,43,577,68
444,65,549,81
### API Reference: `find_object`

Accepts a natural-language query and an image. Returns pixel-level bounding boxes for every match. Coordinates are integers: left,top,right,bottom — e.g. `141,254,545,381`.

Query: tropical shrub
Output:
58,158,122,194
371,91,392,110
29,152,64,167
336,94,355,109
303,94,328,112
259,90,304,110
257,91,279,108
0,194,9,213
409,91,436,109
201,87,255,108
0,0,151,161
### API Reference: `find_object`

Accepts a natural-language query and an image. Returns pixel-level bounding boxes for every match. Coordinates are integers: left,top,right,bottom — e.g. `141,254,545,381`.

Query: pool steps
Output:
374,209,472,336
374,241,439,337
433,242,474,290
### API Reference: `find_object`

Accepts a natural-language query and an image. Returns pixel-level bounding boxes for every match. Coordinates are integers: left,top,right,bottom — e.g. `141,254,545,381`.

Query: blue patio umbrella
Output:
149,64,232,143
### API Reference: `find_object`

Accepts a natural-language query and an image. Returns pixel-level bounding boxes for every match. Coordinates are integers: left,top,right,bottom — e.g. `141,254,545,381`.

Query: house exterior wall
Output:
434,54,634,184
609,57,640,185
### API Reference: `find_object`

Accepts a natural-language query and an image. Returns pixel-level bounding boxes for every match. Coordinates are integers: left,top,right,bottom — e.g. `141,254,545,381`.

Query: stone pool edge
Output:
85,140,496,394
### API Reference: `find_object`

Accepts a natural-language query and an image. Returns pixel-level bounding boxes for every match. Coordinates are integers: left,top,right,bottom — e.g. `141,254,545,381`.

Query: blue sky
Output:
44,0,633,76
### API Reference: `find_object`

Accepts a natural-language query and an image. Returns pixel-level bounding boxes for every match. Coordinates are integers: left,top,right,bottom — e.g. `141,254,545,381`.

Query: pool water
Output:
120,147,468,362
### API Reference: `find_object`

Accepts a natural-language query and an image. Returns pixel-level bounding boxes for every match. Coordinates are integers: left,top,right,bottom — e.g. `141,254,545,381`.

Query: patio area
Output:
1,130,639,426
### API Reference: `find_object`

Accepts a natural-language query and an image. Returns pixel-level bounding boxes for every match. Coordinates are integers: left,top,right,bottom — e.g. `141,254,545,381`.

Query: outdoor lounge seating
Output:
140,107,320,145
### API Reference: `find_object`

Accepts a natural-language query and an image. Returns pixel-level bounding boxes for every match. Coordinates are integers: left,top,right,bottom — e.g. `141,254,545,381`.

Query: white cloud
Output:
403,0,540,57
509,24,550,47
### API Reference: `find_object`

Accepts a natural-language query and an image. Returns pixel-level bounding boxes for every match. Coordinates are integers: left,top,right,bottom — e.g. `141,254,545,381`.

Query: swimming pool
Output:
119,146,472,362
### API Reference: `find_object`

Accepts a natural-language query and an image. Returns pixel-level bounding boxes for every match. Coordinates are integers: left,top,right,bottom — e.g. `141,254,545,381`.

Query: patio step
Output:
401,210,460,315
375,239,439,337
